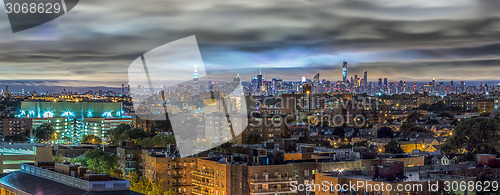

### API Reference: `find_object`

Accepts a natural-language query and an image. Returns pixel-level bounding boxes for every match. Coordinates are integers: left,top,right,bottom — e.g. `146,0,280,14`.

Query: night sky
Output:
0,0,499,92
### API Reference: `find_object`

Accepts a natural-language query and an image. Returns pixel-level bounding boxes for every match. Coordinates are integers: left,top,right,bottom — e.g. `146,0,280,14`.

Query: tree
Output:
429,101,449,112
79,149,117,174
109,124,150,145
408,126,432,133
420,101,458,112
108,124,132,144
384,139,404,154
4,134,28,142
52,154,66,163
214,142,234,153
32,124,54,142
399,122,414,132
165,189,180,195
81,134,102,144
400,123,432,134
135,134,176,147
243,132,262,144
125,171,174,195
152,119,173,132
442,118,500,155
406,112,423,123
377,127,394,138
151,134,176,146
125,128,149,140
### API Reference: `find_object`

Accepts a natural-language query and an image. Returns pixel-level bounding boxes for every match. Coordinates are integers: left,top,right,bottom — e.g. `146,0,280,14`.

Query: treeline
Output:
108,124,176,147
53,149,179,195
442,117,500,156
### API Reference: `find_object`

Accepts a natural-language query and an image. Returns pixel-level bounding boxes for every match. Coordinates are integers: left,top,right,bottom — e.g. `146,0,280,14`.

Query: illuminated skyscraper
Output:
193,65,199,91
251,77,258,92
363,71,368,86
342,60,348,84
313,73,320,86
257,68,263,92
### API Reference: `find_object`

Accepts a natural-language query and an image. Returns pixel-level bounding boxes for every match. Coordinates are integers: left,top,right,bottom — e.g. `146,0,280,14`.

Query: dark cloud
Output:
0,0,499,90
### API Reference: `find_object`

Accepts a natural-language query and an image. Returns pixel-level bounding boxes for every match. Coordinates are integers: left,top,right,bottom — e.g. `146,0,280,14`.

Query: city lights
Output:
0,1,499,194
102,111,112,118
61,111,75,117
42,111,54,118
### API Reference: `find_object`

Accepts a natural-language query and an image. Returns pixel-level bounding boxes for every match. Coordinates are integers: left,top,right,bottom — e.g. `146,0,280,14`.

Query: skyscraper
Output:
193,65,199,91
450,81,455,93
257,68,263,92
313,73,320,86
363,71,368,87
233,74,240,84
342,60,348,84
251,77,258,92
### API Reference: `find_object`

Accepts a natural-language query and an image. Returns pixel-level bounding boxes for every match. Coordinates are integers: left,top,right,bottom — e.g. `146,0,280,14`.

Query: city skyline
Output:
1,1,500,195
1,59,500,94
1,78,500,94
1,0,500,89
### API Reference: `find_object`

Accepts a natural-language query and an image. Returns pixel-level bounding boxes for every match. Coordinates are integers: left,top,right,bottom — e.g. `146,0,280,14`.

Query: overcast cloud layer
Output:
0,0,499,90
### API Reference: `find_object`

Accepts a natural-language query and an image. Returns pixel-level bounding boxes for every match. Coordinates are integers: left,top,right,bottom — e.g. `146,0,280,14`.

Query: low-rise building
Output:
0,117,32,139
314,161,476,195
0,145,52,173
143,146,202,195
117,142,144,176
0,161,142,195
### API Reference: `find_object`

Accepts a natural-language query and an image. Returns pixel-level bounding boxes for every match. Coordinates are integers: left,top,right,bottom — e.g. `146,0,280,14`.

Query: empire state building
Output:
193,65,199,91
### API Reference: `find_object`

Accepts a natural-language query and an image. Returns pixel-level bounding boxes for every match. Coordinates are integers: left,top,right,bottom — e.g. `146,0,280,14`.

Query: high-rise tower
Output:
342,61,348,84
363,71,368,86
193,65,199,91
313,73,320,86
257,68,263,92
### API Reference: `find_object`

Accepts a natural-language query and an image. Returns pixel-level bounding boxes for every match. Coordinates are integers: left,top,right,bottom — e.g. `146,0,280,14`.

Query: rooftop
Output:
321,164,476,183
0,171,142,195
13,162,138,193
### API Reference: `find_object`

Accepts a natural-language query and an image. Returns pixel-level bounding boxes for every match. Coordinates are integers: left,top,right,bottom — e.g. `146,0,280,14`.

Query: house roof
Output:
435,136,447,143
0,171,143,195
